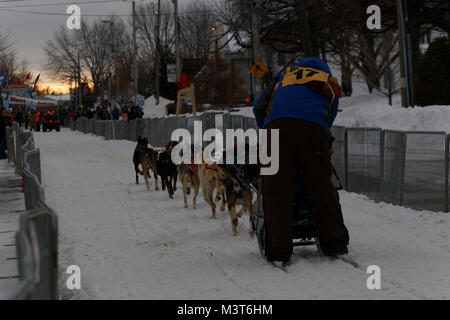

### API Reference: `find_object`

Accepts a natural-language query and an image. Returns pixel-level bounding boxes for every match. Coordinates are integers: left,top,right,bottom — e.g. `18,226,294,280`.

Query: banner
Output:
8,95,58,106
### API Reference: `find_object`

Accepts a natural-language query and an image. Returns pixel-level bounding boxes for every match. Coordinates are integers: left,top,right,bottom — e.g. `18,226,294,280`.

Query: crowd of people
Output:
0,108,13,159
69,100,144,122
0,99,144,159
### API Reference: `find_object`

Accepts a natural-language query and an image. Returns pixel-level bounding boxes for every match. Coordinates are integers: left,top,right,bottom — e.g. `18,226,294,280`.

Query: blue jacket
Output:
253,57,339,130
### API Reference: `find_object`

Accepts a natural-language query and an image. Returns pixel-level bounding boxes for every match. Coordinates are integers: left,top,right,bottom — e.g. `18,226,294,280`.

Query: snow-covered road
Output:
34,129,450,299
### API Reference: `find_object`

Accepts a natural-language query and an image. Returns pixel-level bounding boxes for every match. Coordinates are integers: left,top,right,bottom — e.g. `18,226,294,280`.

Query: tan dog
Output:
217,165,255,236
179,162,200,209
198,151,227,218
139,148,159,190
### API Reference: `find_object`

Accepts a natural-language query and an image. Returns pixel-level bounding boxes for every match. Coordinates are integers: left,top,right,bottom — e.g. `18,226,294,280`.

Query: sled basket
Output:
252,169,320,258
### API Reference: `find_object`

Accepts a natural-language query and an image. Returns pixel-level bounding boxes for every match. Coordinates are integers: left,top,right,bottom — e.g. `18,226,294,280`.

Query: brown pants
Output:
263,118,349,261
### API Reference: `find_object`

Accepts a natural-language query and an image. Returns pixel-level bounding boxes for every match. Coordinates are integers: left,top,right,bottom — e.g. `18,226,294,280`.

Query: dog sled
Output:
251,165,343,259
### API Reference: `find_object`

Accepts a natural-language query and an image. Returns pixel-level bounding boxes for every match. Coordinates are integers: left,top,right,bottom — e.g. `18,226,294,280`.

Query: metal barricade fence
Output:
221,113,233,132
200,112,216,132
117,120,128,140
5,130,58,300
72,115,450,213
94,121,106,137
382,131,406,206
346,128,384,201
104,121,114,140
128,119,137,141
135,119,143,141
76,117,82,132
12,123,24,174
86,119,95,134
147,118,158,147
158,117,169,147
243,116,258,131
231,115,245,130
141,119,150,143
6,127,13,162
402,132,447,212
81,117,88,134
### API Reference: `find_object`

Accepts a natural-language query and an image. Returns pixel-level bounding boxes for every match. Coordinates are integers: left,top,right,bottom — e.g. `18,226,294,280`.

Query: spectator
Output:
0,109,7,159
112,106,120,120
128,100,139,121
29,111,37,132
6,109,14,125
25,110,29,129
15,110,23,128
86,108,94,119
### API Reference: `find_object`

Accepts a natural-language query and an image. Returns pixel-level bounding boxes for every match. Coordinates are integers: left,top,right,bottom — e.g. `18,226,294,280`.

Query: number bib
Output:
281,67,329,87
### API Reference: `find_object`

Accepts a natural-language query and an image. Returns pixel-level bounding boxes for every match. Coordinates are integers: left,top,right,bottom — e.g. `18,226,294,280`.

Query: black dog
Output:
133,136,149,184
156,141,179,198
223,143,260,187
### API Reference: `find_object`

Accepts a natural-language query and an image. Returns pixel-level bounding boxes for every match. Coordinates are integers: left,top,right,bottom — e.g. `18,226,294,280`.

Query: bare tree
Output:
44,26,84,85
179,0,217,59
44,18,133,98
0,28,30,84
135,1,175,66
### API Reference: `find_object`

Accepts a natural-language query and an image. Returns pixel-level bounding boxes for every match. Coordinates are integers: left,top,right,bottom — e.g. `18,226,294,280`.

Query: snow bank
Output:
142,95,174,118
141,81,450,135
214,94,450,135
336,94,450,133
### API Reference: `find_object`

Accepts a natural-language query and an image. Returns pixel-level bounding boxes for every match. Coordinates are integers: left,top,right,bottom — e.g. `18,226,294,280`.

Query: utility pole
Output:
116,58,120,104
103,20,114,105
250,0,262,97
155,0,161,105
132,0,138,99
173,0,181,81
397,0,414,107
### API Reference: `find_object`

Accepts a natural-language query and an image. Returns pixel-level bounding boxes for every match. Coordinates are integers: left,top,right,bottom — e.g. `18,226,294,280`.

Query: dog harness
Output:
181,161,198,173
204,164,218,172
135,143,147,153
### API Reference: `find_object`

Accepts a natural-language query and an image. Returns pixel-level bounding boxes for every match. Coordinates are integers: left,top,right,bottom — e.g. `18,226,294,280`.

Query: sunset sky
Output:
0,0,194,94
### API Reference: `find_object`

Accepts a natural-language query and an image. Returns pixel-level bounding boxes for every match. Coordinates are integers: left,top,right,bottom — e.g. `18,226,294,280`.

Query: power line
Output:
0,7,213,17
0,0,124,8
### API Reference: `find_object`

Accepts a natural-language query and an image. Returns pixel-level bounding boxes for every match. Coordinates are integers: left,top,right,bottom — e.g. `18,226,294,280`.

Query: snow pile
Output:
34,130,450,299
142,95,174,118
336,94,450,133
235,93,450,134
